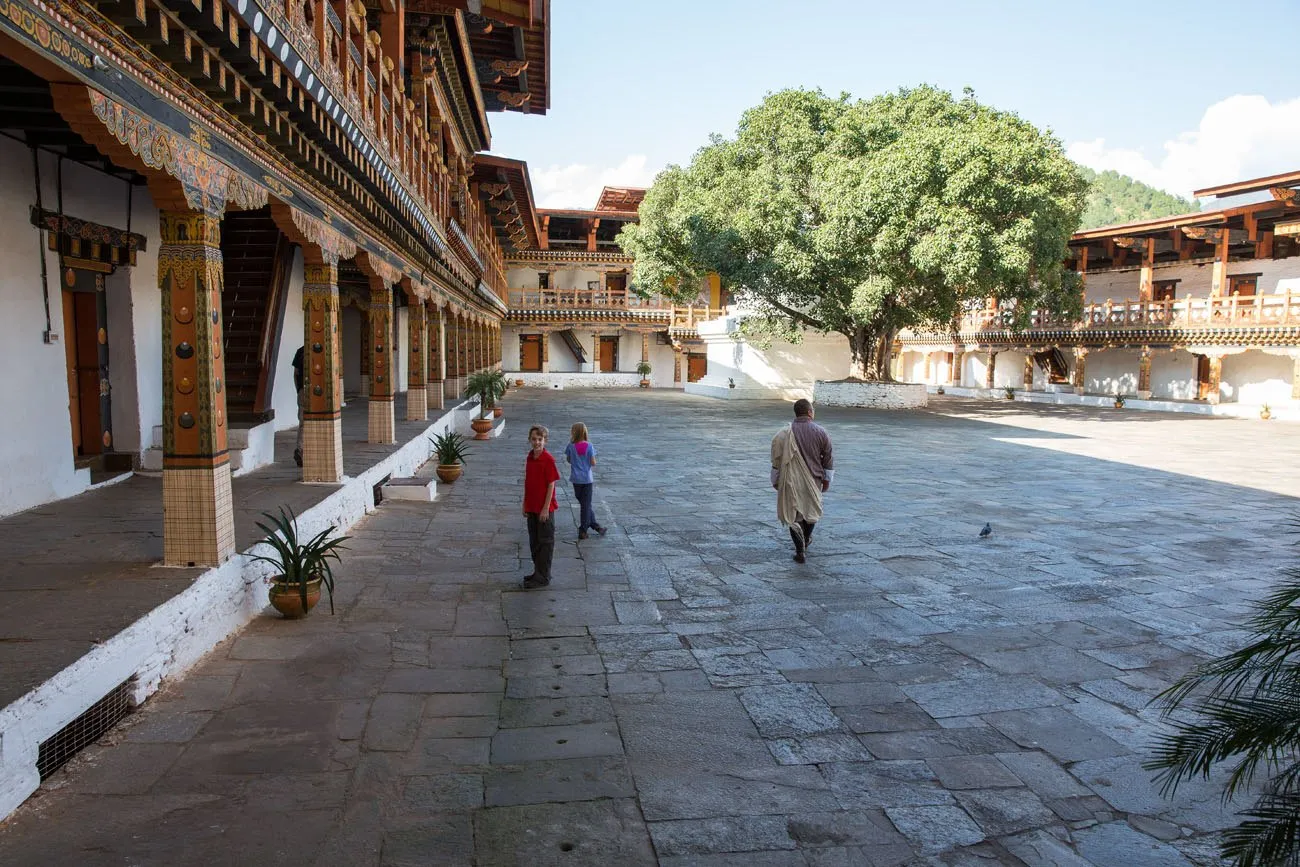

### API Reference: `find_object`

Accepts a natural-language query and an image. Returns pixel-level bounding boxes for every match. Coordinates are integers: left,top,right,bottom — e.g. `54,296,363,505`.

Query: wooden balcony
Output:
961,291,1300,333
506,289,723,329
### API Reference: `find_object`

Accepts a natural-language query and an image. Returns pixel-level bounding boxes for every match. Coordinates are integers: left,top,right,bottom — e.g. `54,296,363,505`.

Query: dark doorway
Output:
61,269,111,456
1195,354,1211,400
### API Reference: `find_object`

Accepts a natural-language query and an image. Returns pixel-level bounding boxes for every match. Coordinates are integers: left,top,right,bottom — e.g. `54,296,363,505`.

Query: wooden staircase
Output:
220,207,293,426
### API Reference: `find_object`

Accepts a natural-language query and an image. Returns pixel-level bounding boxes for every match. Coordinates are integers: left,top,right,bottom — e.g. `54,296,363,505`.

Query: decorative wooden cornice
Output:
1272,187,1300,207
29,207,147,267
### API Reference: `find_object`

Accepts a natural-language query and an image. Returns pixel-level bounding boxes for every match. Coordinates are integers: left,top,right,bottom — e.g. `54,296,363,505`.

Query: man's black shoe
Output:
595,525,608,536
793,552,806,564
578,530,589,540
522,576,550,590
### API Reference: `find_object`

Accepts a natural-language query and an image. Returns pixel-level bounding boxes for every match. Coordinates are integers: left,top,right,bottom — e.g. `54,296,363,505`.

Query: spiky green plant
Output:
250,506,350,615
430,430,470,465
1145,551,1300,867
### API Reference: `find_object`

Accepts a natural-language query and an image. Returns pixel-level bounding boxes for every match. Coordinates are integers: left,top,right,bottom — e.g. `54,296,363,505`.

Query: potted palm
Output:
465,370,506,438
251,507,349,619
1003,386,1016,400
636,361,652,388
1113,392,1126,408
430,431,469,483
1260,403,1271,420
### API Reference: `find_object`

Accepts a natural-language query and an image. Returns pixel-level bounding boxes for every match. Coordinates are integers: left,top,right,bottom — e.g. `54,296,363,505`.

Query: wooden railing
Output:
670,305,726,328
961,291,1300,331
509,288,674,309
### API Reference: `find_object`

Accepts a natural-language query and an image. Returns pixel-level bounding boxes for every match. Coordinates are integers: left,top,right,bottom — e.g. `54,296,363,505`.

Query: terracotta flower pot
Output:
515,379,524,387
1260,410,1271,420
640,380,650,389
435,463,462,483
493,406,503,418
268,577,322,619
470,417,493,440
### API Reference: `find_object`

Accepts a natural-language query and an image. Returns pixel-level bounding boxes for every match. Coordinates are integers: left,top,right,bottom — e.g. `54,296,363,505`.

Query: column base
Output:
368,397,396,443
360,374,370,395
406,387,428,421
1207,394,1222,406
1074,386,1085,395
427,380,445,411
1137,390,1152,400
163,462,236,566
302,416,344,483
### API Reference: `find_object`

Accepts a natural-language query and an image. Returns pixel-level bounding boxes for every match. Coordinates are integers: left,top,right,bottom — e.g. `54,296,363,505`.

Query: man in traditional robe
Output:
770,398,834,563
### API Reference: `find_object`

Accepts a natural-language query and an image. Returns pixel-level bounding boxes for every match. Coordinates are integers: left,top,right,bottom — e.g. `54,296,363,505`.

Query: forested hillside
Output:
1078,168,1200,229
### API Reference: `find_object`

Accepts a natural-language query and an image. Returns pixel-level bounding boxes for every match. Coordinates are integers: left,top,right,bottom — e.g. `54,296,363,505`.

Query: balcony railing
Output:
961,291,1300,331
509,288,673,309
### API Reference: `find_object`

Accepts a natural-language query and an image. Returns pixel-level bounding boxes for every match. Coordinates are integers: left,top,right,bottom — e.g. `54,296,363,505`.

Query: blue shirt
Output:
565,441,597,484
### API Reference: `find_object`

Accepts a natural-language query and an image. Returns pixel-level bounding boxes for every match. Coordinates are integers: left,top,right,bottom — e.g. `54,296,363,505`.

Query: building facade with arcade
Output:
0,0,552,548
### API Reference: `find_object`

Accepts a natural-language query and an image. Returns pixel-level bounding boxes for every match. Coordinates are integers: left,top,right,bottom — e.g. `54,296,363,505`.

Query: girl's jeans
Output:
572,483,595,531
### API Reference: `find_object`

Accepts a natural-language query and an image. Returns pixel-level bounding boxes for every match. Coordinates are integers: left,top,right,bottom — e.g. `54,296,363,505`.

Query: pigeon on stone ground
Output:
979,522,992,538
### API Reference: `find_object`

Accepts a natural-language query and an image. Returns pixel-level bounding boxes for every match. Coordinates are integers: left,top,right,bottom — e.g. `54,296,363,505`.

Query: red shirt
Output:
523,449,560,513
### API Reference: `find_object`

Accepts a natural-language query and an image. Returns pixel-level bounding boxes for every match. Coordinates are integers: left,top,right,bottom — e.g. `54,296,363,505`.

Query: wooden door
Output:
598,337,618,373
1195,354,1211,400
687,353,707,382
63,276,109,455
520,334,542,372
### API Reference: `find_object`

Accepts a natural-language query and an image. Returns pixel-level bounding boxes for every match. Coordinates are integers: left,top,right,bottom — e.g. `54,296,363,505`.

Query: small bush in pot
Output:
465,370,507,417
251,507,350,618
431,431,469,483
636,361,652,387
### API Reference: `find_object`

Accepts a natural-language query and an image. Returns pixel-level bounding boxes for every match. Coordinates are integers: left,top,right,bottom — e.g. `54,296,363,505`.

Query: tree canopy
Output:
618,86,1089,380
1079,168,1201,230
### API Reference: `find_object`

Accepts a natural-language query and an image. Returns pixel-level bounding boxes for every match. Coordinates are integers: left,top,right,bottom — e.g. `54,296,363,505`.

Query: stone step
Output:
379,476,437,502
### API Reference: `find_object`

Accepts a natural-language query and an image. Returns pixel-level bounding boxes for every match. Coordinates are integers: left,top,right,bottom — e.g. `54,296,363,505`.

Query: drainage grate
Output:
37,676,136,780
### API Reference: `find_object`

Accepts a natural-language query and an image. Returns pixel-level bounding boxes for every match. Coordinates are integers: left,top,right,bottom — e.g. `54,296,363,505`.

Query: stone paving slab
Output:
2,389,1296,863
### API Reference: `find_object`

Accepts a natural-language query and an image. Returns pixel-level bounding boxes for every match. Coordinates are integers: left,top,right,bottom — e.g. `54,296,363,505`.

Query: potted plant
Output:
1260,403,1272,420
514,377,524,388
636,361,652,388
1113,392,1126,408
1003,386,1016,400
430,430,469,483
465,370,506,438
936,385,945,395
251,507,349,619
728,377,736,390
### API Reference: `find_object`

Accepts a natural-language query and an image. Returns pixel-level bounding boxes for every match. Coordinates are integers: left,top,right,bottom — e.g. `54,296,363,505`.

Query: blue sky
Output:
487,0,1300,208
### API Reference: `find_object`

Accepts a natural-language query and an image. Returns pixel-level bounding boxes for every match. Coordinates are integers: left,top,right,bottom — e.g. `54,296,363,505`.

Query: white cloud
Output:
1067,94,1300,199
529,154,659,209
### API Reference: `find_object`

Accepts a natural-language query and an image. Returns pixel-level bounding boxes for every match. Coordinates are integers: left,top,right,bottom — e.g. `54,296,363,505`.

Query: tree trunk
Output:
846,325,896,382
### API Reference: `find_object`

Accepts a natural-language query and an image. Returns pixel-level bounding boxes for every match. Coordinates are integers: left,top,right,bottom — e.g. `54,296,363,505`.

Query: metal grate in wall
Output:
36,676,136,780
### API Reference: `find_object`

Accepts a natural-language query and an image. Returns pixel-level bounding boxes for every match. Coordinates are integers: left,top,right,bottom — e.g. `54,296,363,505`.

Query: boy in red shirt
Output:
521,424,560,589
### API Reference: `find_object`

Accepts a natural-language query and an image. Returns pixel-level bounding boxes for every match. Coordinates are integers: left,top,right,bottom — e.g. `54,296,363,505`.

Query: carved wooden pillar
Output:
985,351,998,389
367,281,395,443
427,302,445,411
407,300,427,421
1206,354,1224,405
442,310,458,400
301,257,345,482
673,347,682,384
1072,348,1088,395
948,349,961,386
359,306,372,395
540,328,550,373
159,210,235,566
641,332,650,364
1138,239,1154,302
1137,346,1153,399
1022,353,1034,391
1211,229,1229,297
1292,353,1300,401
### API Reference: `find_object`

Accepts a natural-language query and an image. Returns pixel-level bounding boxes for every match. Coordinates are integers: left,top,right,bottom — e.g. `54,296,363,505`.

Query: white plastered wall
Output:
1150,350,1199,401
1222,350,1294,405
269,247,304,431
395,306,408,393
691,314,852,398
1085,348,1141,396
0,140,166,516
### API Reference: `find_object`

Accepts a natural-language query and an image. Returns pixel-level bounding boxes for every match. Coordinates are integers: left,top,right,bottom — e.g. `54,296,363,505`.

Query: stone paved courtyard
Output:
1,389,1297,866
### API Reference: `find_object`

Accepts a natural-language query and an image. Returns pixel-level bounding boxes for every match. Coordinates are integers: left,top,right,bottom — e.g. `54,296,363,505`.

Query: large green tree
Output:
619,86,1089,380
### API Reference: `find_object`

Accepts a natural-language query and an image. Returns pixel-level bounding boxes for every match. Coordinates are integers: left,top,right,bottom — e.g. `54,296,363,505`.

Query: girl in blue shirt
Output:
565,422,606,540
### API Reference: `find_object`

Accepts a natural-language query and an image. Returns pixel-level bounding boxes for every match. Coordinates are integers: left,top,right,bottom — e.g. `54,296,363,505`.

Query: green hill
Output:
1077,167,1200,230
